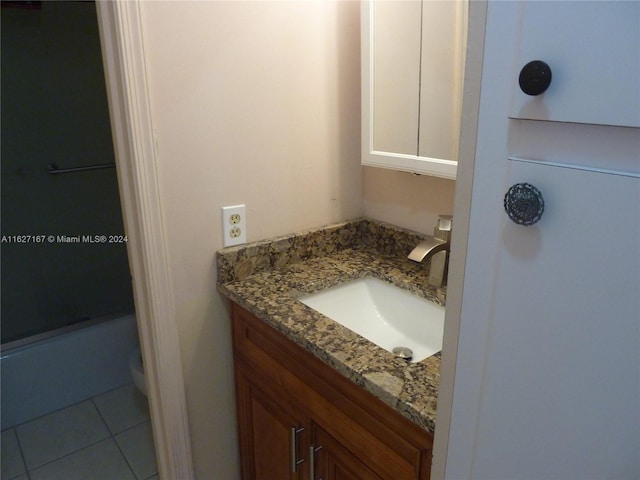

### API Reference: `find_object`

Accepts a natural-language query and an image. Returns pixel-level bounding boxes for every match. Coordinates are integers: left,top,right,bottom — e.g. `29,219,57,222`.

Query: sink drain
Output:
392,346,413,361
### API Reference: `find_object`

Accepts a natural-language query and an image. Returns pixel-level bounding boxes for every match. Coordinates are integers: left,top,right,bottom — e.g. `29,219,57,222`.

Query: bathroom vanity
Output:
218,219,445,479
232,303,432,479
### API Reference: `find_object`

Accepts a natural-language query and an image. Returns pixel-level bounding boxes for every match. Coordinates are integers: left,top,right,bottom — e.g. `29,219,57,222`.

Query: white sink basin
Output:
299,277,444,362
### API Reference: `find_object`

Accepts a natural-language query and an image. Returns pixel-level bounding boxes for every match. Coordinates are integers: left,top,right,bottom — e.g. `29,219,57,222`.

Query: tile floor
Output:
1,384,158,480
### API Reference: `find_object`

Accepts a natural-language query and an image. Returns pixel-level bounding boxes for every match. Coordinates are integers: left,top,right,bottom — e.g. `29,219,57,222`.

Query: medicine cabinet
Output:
361,0,468,179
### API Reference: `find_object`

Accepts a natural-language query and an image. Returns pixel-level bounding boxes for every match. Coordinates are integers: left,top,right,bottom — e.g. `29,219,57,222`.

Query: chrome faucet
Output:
408,215,452,287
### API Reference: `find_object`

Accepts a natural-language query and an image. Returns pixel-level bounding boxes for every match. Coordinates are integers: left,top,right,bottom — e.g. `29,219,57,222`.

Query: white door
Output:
444,2,640,479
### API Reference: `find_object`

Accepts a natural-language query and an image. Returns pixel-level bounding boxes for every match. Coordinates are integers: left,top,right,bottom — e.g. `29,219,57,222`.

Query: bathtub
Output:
0,313,139,430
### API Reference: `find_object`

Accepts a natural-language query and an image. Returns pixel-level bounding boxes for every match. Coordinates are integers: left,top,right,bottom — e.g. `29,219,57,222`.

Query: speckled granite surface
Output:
217,218,444,434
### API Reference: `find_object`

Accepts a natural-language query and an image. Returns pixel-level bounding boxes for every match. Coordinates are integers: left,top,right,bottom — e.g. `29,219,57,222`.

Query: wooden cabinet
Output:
235,362,309,479
312,425,382,480
232,303,433,480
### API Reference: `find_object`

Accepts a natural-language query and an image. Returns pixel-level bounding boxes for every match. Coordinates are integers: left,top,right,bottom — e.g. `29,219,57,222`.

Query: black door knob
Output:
519,60,552,96
504,183,544,226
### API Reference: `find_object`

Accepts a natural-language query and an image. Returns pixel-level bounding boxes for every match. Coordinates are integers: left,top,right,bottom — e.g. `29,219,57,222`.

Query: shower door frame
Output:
96,2,194,479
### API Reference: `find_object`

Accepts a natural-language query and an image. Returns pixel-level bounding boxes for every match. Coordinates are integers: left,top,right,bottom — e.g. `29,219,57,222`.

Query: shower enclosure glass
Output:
1,1,134,344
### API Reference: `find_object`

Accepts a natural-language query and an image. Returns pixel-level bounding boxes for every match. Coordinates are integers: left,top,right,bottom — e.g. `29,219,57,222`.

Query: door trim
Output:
95,2,195,478
431,1,488,479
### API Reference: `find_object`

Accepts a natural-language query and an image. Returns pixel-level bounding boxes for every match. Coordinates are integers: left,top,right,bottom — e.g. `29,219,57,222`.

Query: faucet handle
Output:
437,215,453,232
434,215,452,241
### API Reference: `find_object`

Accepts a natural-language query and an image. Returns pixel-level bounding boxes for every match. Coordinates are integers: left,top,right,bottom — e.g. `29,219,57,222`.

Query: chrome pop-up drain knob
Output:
392,346,413,361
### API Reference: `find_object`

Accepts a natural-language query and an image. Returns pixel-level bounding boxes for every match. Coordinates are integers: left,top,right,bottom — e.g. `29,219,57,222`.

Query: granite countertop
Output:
217,218,444,434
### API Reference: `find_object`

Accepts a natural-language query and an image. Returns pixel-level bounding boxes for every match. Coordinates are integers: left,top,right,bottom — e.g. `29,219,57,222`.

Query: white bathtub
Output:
0,313,139,430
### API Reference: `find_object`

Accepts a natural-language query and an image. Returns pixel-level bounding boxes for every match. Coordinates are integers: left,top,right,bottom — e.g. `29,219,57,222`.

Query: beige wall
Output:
363,167,456,235
138,1,455,478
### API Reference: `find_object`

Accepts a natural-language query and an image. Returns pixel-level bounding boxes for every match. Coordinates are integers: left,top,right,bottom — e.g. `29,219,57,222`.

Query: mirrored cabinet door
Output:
371,0,421,156
362,0,467,179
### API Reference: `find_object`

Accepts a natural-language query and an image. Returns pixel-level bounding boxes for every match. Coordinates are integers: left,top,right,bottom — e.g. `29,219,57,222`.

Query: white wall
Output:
138,1,363,478
137,1,455,477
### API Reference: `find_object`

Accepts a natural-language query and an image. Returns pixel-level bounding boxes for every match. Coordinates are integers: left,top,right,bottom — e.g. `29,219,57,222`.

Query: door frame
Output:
431,1,487,479
95,2,195,478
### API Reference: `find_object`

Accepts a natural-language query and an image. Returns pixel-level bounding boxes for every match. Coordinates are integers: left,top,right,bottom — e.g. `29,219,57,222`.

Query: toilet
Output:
128,347,147,396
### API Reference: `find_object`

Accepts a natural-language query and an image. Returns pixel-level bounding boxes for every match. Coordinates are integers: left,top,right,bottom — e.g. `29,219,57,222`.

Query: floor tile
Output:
115,421,158,480
93,384,150,434
1,428,26,479
16,400,110,470
29,438,135,480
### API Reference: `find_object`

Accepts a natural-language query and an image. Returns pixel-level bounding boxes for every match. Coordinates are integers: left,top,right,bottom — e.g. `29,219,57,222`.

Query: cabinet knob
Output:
504,183,544,226
519,60,552,96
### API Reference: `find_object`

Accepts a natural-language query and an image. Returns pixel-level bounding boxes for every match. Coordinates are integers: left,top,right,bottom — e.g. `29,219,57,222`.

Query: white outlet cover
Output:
222,205,246,247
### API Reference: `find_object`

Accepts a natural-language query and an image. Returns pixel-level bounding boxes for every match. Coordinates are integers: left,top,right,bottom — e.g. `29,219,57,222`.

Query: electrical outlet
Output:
222,205,246,247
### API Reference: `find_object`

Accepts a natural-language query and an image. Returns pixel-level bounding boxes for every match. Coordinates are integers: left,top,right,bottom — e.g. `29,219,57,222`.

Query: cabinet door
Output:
371,0,421,156
509,1,640,127
235,361,309,480
312,424,383,480
445,1,640,477
472,161,640,477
